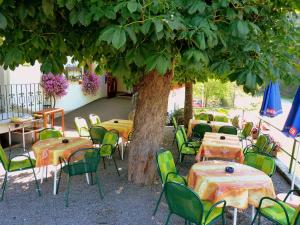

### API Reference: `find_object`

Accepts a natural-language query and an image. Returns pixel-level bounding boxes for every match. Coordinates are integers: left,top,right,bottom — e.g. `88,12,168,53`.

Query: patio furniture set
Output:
153,114,299,225
0,112,133,207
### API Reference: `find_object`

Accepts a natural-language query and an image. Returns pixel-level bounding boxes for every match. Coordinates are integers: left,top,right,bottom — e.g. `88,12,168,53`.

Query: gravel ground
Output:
0,97,292,225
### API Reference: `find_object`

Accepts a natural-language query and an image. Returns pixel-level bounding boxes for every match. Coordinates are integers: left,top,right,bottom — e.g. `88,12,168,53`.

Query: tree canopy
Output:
0,0,299,92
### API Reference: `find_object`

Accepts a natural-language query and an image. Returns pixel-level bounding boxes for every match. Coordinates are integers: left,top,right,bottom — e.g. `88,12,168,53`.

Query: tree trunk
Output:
184,82,193,128
128,69,173,185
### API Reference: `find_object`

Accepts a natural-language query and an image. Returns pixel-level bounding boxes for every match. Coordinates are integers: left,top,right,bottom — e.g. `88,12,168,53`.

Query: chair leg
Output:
31,168,41,197
112,156,120,176
0,172,8,201
65,176,71,207
164,212,172,225
56,167,63,194
95,170,104,199
153,189,164,216
90,173,94,185
102,157,106,169
250,210,259,225
222,213,226,225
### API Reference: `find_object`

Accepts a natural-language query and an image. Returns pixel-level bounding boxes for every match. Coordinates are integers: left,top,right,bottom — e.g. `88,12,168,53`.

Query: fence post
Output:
289,139,298,173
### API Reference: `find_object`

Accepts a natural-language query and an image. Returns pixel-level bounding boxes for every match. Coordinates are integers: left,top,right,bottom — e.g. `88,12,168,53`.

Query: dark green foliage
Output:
0,0,299,92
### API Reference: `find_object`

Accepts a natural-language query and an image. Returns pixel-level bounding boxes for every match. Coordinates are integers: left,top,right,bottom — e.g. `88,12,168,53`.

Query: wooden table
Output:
34,108,65,135
196,132,243,163
187,119,231,136
32,137,93,195
188,160,276,225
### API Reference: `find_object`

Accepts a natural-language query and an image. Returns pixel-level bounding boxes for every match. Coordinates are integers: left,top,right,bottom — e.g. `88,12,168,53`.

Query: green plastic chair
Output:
89,114,101,126
172,116,179,144
175,129,199,163
164,182,226,225
179,127,200,148
100,131,120,176
74,117,90,137
251,190,300,225
218,125,237,135
90,126,108,145
192,123,212,141
217,108,229,115
231,115,240,129
0,145,41,201
239,122,253,147
244,135,269,154
244,152,276,177
214,115,229,123
153,149,186,216
194,113,214,121
39,128,62,140
57,148,103,207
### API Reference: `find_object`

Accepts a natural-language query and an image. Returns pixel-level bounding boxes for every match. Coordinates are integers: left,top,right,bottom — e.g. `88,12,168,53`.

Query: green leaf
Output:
66,0,76,10
127,1,138,13
104,7,116,19
69,9,78,26
245,71,256,91
98,26,116,44
0,13,7,29
42,0,54,17
154,20,163,33
0,0,3,6
156,55,170,75
112,28,126,49
145,55,157,72
237,20,249,35
78,9,91,26
141,20,151,34
125,27,137,44
195,33,206,50
188,1,206,14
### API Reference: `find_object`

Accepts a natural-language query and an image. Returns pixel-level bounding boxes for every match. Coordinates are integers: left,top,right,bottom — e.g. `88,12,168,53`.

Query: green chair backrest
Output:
175,129,186,152
101,131,119,155
172,116,178,130
39,129,62,140
164,182,204,224
218,125,237,135
255,135,269,150
291,205,300,225
90,126,108,144
214,115,229,123
244,152,276,176
89,114,101,126
74,117,89,137
231,115,240,128
66,148,100,176
156,149,177,184
194,113,213,121
217,108,229,115
192,123,212,140
179,127,188,142
0,145,9,171
242,122,253,137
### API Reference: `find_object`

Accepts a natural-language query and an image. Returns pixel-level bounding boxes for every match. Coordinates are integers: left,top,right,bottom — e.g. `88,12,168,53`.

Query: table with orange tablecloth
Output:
100,119,133,139
196,132,244,163
187,119,231,136
32,137,93,195
188,160,276,225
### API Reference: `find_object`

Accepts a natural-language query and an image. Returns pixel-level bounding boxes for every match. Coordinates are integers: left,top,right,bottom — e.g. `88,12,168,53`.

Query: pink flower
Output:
81,73,100,95
40,73,68,98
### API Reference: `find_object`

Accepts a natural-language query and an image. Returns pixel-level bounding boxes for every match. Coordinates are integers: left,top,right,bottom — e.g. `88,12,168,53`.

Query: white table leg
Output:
251,205,255,219
53,165,58,195
85,173,90,185
121,142,124,160
233,208,237,225
41,166,45,184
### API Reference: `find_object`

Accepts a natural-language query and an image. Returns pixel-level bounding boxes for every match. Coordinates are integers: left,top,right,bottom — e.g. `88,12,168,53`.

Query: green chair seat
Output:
166,173,187,184
244,152,276,176
181,145,199,155
9,158,36,172
260,201,295,225
202,200,223,224
99,145,112,157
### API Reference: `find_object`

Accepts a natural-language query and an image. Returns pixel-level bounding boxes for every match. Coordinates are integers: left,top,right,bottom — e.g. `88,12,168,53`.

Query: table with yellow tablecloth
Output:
32,137,93,195
187,119,231,136
100,119,133,139
188,160,276,209
196,132,243,163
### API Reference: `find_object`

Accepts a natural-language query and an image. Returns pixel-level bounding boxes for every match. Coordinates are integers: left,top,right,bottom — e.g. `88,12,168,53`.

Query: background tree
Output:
0,0,299,184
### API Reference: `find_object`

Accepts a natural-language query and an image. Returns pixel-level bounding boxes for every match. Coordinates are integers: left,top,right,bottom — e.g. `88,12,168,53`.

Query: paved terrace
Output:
0,97,292,225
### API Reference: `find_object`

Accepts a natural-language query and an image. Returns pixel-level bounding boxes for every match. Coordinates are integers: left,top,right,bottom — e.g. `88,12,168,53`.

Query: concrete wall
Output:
8,63,41,84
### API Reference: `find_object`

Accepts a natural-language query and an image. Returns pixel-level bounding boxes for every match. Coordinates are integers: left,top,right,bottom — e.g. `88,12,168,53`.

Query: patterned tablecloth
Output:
188,160,276,209
32,137,93,167
187,119,231,136
196,132,243,163
100,119,133,139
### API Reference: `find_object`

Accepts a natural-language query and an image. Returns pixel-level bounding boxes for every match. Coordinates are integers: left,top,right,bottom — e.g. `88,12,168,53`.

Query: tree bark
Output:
128,69,173,185
184,82,193,128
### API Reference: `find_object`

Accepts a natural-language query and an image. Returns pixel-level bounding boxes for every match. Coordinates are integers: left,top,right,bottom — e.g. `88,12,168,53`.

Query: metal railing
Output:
257,117,300,173
0,83,50,121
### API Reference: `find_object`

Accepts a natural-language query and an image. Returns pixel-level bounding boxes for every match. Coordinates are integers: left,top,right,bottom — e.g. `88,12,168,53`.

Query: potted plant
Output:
81,73,100,95
251,127,259,139
40,73,68,107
